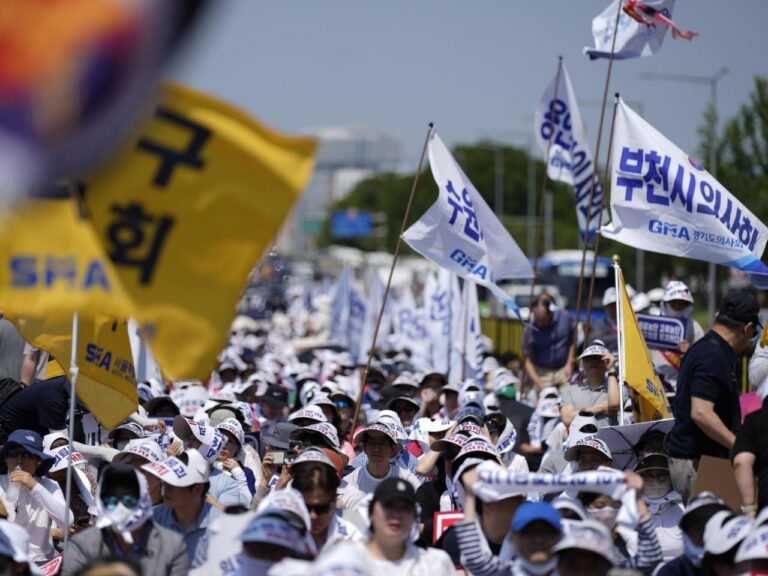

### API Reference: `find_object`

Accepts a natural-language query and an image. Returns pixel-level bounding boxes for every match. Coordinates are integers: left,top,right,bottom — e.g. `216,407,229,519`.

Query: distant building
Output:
276,126,401,254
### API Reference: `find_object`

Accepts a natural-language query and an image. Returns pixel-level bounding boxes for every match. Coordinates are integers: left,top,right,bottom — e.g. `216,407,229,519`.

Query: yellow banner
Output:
10,314,137,428
618,267,673,421
82,83,317,379
0,192,131,318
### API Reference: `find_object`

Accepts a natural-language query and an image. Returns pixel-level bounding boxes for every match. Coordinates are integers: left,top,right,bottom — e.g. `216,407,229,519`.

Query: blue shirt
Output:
152,502,220,567
523,310,574,369
210,469,248,507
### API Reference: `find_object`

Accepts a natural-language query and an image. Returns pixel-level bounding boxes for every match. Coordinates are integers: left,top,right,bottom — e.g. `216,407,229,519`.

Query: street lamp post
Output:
640,68,728,322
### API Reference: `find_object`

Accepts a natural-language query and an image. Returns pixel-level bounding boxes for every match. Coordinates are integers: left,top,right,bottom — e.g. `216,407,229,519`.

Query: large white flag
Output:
330,268,353,348
349,278,369,362
584,0,675,60
403,130,532,313
392,286,429,369
602,99,768,275
534,63,607,243
450,280,483,382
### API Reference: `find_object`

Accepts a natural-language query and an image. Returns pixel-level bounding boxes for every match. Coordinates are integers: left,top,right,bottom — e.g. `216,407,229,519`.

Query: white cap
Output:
553,520,616,565
494,371,519,392
663,280,694,303
288,405,328,424
172,416,226,462
564,437,612,462
578,343,609,360
42,431,68,453
141,449,210,487
216,418,245,448
602,288,617,307
375,411,407,441
736,524,768,563
704,511,753,555
415,417,453,434
113,440,166,465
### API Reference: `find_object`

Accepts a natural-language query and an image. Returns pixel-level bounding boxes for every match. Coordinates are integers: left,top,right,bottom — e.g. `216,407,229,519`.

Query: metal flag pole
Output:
612,256,625,426
350,123,434,433
583,94,621,343
63,311,79,551
574,0,624,340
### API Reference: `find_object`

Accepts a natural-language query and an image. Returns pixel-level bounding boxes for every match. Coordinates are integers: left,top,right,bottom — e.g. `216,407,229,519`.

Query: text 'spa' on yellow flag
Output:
9,314,138,428
0,193,131,319
82,83,317,379
618,267,673,422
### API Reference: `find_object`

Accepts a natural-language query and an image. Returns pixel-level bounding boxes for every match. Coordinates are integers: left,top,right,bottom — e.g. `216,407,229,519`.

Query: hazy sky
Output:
170,1,767,166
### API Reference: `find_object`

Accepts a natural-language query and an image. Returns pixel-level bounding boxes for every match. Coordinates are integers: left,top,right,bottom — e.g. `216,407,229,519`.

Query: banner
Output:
330,268,353,349
348,279,367,362
534,63,607,243
602,99,768,275
82,82,317,379
450,280,483,382
616,265,673,422
392,285,429,369
636,314,686,350
473,461,628,502
584,0,676,60
426,269,460,376
0,192,131,319
11,314,138,428
403,130,532,313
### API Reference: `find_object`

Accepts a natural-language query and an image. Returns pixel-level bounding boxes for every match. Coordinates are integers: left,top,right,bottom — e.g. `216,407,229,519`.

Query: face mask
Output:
517,556,557,576
682,532,705,567
115,439,130,451
238,557,274,576
589,507,618,531
642,477,672,500
103,503,135,530
666,308,686,319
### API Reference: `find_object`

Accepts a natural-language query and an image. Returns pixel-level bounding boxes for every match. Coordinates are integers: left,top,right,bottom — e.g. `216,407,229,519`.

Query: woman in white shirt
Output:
0,429,71,563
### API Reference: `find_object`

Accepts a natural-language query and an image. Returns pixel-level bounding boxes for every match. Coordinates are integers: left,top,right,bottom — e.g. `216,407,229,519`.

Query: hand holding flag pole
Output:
350,123,434,433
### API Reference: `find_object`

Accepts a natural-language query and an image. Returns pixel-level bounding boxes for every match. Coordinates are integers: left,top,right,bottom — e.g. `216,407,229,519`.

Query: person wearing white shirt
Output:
0,429,71,562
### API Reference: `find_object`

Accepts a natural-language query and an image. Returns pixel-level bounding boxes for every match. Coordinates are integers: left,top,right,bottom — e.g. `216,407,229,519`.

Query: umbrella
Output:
595,419,674,471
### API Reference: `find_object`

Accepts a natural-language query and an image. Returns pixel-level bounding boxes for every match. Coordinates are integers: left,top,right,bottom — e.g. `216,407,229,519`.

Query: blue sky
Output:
170,1,767,165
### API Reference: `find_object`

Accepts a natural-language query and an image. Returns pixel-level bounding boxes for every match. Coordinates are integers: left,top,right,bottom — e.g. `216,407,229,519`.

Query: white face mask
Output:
589,507,618,531
238,557,274,576
517,556,557,576
103,503,135,530
642,477,672,500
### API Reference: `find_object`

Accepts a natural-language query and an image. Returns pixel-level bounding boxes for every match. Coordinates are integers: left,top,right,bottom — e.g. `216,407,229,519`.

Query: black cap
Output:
260,384,289,409
370,477,417,510
633,453,669,473
143,396,180,417
718,289,762,328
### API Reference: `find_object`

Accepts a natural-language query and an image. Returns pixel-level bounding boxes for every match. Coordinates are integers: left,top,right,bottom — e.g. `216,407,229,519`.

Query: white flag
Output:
127,318,162,384
330,268,352,348
348,279,368,361
584,0,675,60
534,63,607,243
403,131,532,313
425,269,460,376
602,99,768,275
392,286,429,369
449,280,483,382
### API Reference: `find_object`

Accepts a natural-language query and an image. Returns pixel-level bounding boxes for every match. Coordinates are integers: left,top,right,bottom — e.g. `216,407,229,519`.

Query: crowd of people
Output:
0,277,764,576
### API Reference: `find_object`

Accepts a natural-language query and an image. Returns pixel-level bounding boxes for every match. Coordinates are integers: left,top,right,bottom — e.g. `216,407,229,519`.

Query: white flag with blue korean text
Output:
403,130,533,312
330,267,353,349
425,269,460,376
534,63,608,244
584,0,675,60
450,279,483,382
392,286,429,369
602,99,768,275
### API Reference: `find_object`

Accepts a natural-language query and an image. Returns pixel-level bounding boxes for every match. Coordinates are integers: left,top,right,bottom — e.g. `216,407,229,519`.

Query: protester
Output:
112,440,166,506
667,289,760,501
523,294,576,390
701,511,753,576
61,463,188,576
0,377,70,443
142,449,219,567
732,374,768,514
559,341,619,428
591,288,619,354
553,520,616,576
564,437,613,472
0,429,70,562
215,418,256,502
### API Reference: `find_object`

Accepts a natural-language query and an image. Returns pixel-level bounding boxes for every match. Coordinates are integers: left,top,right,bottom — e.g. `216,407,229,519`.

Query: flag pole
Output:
574,0,624,344
522,56,563,393
63,311,79,551
613,255,625,426
583,94,620,343
351,122,434,432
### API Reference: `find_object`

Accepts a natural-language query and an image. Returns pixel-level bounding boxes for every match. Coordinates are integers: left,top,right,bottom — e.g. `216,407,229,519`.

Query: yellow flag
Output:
617,266,673,422
82,83,317,379
0,192,131,318
9,314,137,428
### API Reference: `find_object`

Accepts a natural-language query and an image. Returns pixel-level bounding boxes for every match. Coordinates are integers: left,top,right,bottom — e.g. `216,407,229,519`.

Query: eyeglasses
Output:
305,502,334,515
5,450,33,460
102,494,139,511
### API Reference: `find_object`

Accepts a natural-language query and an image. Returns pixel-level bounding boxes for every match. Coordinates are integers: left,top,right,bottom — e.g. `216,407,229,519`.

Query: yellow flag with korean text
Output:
0,191,131,318
9,314,137,428
82,83,317,379
617,265,673,422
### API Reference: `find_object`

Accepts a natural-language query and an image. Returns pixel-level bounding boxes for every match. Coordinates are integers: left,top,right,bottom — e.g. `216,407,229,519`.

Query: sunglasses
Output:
305,502,333,515
334,400,351,409
102,494,139,511
5,450,34,460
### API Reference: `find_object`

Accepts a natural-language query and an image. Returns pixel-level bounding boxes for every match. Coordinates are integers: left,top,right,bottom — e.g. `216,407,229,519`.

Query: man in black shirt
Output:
667,289,760,503
0,376,70,442
733,387,768,515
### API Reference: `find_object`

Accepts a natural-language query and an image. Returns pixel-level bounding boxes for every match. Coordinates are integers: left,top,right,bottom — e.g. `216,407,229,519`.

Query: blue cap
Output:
511,502,562,533
456,406,485,425
0,430,54,475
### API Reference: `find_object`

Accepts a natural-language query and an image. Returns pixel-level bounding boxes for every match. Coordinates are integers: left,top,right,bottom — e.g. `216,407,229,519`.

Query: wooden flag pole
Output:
583,94,621,343
350,123,434,433
573,0,624,343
